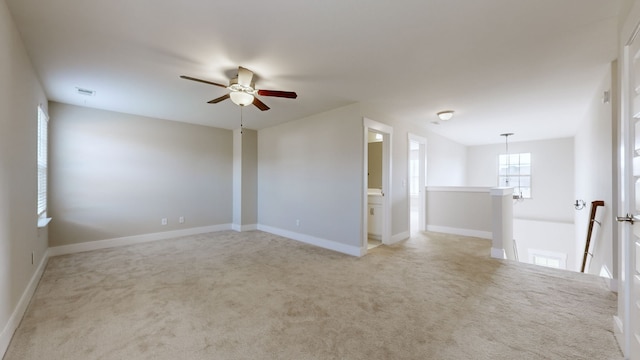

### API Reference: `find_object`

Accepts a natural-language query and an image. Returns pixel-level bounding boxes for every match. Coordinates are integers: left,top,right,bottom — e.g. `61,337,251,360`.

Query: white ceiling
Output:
5,0,622,145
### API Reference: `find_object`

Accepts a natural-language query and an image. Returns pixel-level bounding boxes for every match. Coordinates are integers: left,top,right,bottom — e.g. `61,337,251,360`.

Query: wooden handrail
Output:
581,200,605,273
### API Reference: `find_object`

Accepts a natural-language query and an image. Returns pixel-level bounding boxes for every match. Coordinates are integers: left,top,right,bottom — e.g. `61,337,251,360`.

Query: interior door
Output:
619,26,640,359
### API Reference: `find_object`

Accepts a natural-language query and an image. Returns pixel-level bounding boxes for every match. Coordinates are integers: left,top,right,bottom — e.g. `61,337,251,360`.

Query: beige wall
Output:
258,102,468,248
367,141,382,189
48,102,233,246
233,128,258,228
258,104,364,247
0,0,49,354
426,188,492,235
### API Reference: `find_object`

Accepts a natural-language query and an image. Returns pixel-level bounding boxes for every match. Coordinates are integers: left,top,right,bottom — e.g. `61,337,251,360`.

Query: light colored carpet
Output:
4,230,622,359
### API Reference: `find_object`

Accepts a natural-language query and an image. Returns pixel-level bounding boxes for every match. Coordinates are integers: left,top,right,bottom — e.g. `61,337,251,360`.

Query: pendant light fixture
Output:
500,133,513,187
500,132,523,200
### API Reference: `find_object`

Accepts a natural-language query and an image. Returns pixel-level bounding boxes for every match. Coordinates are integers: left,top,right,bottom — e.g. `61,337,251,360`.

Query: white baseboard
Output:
491,247,506,259
48,224,233,257
0,248,49,357
613,315,625,356
389,231,410,244
426,225,492,239
598,265,618,292
257,225,362,257
232,223,258,232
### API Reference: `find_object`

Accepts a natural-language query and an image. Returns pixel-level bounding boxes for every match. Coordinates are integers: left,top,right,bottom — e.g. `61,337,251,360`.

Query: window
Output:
528,249,567,270
37,105,48,216
532,255,561,268
498,152,531,198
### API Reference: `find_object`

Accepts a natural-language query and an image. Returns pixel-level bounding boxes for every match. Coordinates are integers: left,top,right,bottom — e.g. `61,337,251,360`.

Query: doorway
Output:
367,130,383,249
363,118,392,254
408,134,426,234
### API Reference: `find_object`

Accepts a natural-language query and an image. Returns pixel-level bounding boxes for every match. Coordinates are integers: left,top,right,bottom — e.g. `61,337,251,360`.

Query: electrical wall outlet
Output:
161,218,168,225
296,219,300,227
179,216,184,224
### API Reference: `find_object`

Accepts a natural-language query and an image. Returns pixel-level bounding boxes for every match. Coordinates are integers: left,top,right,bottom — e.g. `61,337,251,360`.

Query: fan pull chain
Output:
240,106,243,134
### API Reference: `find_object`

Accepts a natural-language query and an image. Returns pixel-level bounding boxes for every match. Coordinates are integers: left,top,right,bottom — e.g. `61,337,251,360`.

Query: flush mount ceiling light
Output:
437,110,454,121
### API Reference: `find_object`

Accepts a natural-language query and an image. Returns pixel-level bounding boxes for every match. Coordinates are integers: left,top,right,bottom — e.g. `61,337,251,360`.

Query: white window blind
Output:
37,106,48,216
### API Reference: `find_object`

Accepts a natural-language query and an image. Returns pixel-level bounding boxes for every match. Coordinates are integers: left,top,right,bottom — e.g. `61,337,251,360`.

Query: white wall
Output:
574,64,615,276
514,219,575,269
466,137,575,268
425,131,467,186
48,102,233,246
0,0,49,354
467,138,575,222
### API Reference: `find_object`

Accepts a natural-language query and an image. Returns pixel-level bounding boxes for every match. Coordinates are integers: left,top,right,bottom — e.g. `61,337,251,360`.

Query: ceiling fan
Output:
180,66,297,111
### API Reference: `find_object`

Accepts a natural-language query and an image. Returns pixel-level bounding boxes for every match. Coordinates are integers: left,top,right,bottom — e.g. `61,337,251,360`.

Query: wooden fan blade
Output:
257,89,297,99
207,94,230,104
237,67,254,87
253,97,270,111
180,75,228,88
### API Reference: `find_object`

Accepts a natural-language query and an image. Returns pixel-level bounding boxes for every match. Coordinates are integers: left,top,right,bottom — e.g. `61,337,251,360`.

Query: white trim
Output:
426,225,492,239
427,186,491,193
600,265,618,292
615,315,624,333
408,133,427,142
490,187,514,196
48,224,232,256
37,217,52,228
390,231,410,244
614,314,625,353
491,247,506,259
368,234,382,241
257,224,363,257
363,117,393,134
232,223,258,232
0,248,49,357
600,264,613,279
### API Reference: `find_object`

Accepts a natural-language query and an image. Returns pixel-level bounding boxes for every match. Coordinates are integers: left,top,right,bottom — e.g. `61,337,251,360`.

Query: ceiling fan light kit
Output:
180,66,297,111
230,91,254,106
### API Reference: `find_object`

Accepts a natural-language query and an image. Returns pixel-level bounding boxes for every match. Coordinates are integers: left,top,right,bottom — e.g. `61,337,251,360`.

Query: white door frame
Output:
363,118,392,254
408,133,427,233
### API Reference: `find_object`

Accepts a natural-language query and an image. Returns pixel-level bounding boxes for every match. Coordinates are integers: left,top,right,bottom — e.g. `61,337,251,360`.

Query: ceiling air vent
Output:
76,87,96,96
